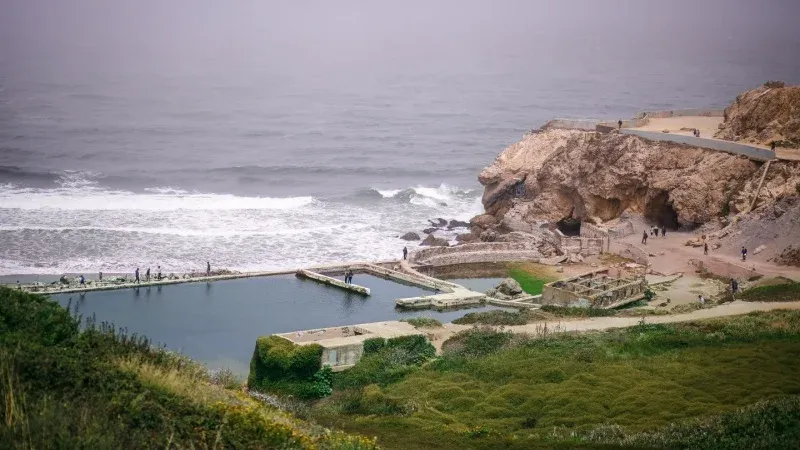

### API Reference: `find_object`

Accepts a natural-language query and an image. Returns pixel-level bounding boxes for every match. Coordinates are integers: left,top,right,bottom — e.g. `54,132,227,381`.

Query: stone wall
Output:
641,108,724,119
558,236,604,256
411,241,541,266
322,343,364,371
620,129,774,162
689,258,760,280
609,241,650,266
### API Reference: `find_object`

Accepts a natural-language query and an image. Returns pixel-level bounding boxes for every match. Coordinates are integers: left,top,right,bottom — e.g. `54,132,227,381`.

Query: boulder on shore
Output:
420,234,449,247
423,227,438,234
400,232,421,241
486,278,526,300
428,218,447,227
447,219,470,229
455,232,478,243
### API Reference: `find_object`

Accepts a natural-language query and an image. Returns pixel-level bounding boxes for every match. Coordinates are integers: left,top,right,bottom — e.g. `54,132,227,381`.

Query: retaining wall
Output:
411,241,539,264
640,108,724,119
689,258,760,280
609,241,650,266
620,129,775,162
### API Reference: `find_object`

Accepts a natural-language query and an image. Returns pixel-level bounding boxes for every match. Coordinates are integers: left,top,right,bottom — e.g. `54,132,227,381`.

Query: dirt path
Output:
425,300,800,352
620,230,800,281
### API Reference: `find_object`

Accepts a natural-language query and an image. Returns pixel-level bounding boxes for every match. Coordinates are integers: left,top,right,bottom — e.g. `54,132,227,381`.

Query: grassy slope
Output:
315,310,800,449
0,287,374,449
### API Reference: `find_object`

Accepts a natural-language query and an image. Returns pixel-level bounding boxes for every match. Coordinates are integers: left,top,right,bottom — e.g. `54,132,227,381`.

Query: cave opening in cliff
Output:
556,218,582,236
644,192,680,229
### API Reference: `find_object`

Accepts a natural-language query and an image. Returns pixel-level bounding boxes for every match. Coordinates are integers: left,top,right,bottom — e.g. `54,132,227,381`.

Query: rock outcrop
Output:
400,232,420,241
420,234,449,247
472,128,800,238
715,82,800,148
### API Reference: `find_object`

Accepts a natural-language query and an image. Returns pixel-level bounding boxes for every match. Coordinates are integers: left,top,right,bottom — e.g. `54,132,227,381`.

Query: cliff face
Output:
474,129,800,236
715,83,800,147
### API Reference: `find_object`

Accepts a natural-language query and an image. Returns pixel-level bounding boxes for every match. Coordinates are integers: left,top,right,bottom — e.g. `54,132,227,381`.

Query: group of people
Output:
133,266,163,284
641,226,667,244
692,129,701,138
343,269,355,284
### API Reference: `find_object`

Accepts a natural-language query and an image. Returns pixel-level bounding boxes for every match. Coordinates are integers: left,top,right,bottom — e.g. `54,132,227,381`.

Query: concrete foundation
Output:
542,269,647,309
276,321,423,371
295,269,370,295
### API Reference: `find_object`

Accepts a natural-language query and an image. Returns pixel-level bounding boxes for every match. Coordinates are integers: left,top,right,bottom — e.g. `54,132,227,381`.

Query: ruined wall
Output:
411,241,541,265
609,241,650,266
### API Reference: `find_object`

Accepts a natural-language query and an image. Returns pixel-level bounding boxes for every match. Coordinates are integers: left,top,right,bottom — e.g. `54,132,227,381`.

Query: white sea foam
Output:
0,179,483,275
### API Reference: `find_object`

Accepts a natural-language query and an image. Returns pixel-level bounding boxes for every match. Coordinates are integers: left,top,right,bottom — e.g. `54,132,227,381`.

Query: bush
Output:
247,336,323,394
739,282,800,303
453,310,531,326
401,317,443,328
539,305,617,318
441,328,513,358
362,337,386,356
333,335,435,390
764,80,786,89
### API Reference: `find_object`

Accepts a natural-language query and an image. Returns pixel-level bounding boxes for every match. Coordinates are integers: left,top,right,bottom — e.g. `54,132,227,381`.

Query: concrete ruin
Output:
541,269,647,309
275,321,423,371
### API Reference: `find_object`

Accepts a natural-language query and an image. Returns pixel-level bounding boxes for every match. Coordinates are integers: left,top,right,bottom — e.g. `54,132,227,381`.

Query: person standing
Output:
642,231,648,244
618,119,623,130
134,268,140,284
145,267,150,282
79,275,86,287
771,142,776,152
157,265,162,280
348,269,354,284
703,242,708,255
403,246,408,260
741,247,747,262
206,261,211,276
99,271,103,281
661,227,666,237
698,294,705,305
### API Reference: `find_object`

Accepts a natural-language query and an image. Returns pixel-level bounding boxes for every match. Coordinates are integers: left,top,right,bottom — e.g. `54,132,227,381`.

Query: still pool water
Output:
52,274,507,374
448,278,504,293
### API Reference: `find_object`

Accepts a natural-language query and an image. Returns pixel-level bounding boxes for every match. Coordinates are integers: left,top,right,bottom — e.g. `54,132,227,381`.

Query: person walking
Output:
661,227,666,237
134,268,140,284
206,261,211,276
703,242,708,255
741,246,747,262
618,119,623,130
348,269,354,285
79,274,86,288
403,246,408,260
642,230,648,244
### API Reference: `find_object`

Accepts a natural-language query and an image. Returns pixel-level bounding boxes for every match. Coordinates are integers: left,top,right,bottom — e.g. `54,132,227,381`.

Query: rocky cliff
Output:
715,82,800,148
471,129,800,238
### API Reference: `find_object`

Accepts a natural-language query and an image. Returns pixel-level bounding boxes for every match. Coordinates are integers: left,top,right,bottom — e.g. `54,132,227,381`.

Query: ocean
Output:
2,0,799,275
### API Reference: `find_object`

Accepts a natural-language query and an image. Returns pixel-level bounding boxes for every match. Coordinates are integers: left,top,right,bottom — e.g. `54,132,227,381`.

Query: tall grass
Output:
0,286,376,449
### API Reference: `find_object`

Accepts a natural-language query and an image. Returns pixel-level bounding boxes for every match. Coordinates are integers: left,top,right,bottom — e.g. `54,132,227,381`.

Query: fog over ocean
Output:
2,0,799,275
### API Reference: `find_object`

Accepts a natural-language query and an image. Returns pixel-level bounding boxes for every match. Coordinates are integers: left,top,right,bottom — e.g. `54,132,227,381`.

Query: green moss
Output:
247,335,325,398
508,267,548,295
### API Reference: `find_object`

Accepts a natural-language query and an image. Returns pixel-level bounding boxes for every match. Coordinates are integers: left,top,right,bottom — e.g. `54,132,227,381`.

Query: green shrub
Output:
539,305,617,318
441,328,513,358
453,310,531,325
362,337,386,356
247,336,323,393
401,317,443,328
740,282,800,303
333,335,435,390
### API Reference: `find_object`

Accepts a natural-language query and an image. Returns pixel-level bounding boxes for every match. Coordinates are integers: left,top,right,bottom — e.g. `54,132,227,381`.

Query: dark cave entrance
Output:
556,217,582,236
644,192,680,229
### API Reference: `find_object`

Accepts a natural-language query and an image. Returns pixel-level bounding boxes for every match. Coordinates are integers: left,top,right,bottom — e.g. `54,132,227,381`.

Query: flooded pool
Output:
448,277,504,293
52,274,506,374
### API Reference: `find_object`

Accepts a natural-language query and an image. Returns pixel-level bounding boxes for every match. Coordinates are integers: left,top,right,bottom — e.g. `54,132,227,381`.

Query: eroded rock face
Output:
473,128,800,234
715,83,800,147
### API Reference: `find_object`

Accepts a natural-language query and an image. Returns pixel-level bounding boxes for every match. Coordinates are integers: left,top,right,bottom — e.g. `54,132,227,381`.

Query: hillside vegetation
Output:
0,287,375,449
312,310,800,449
